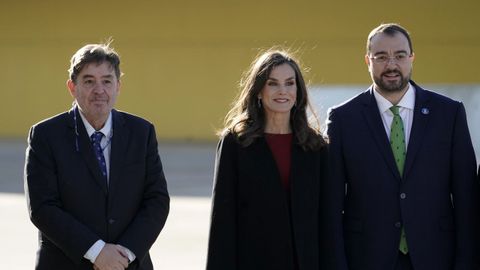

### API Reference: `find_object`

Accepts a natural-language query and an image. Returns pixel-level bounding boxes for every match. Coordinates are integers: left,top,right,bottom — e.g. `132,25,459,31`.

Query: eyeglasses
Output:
369,53,412,64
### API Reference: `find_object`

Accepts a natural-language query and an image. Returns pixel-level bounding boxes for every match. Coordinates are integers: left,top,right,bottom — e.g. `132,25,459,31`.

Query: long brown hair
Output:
220,49,326,151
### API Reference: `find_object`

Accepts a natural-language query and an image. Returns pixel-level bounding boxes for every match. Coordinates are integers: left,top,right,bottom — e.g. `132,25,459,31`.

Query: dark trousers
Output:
395,252,414,270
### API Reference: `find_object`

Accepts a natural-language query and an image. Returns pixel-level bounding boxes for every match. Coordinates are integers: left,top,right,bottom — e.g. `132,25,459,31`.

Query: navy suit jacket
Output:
206,133,328,270
324,81,479,270
24,109,170,270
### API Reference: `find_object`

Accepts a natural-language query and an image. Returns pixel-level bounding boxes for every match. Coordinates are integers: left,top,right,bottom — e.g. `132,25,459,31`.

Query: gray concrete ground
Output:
0,139,216,270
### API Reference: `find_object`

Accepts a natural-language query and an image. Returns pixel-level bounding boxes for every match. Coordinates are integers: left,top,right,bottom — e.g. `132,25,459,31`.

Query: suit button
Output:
400,193,406,199
108,219,115,224
395,222,402,228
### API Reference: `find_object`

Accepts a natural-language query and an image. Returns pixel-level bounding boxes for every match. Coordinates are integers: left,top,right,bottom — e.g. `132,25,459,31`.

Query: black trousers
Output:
395,252,414,270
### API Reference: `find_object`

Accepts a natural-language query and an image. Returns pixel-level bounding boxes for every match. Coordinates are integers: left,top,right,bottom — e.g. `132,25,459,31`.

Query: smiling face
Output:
67,61,120,128
366,32,414,94
258,63,297,119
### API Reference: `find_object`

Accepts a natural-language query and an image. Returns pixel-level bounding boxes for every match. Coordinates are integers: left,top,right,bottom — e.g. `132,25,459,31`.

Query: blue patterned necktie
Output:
390,106,408,254
91,131,108,181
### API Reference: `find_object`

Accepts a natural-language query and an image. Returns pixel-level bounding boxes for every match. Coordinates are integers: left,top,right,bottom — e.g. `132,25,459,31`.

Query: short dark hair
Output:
367,23,413,54
68,42,122,82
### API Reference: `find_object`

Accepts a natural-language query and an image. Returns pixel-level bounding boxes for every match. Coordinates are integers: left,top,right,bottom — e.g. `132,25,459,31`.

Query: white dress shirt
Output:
78,110,136,264
373,83,415,147
79,111,113,180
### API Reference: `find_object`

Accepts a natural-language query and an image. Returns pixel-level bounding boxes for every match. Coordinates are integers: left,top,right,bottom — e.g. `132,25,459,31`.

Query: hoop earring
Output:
257,98,262,108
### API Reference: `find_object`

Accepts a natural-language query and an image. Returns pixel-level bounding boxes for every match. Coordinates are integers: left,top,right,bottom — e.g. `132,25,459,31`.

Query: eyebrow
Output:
373,50,409,56
267,76,296,81
80,74,115,80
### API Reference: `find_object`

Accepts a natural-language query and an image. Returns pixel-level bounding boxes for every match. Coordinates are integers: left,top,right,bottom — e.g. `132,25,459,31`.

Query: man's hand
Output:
93,243,129,270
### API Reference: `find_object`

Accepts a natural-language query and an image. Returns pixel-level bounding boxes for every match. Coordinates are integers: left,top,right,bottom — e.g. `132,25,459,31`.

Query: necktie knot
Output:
390,105,401,116
91,131,104,143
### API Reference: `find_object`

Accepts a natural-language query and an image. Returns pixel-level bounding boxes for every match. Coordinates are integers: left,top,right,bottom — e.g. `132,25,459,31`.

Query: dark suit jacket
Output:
206,132,328,270
24,109,170,270
323,81,479,270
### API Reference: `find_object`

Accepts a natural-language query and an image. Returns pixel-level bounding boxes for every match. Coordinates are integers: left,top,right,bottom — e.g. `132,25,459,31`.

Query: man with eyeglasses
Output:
323,23,479,270
24,43,170,270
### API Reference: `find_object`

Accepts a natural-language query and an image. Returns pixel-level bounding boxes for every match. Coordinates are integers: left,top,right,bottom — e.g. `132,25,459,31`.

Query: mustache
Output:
381,69,402,76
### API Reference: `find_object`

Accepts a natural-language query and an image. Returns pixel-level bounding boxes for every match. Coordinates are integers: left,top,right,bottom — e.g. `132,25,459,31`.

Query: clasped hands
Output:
93,243,130,270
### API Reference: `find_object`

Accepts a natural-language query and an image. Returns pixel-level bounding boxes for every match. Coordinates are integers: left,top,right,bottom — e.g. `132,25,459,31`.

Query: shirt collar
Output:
78,109,113,139
373,83,415,114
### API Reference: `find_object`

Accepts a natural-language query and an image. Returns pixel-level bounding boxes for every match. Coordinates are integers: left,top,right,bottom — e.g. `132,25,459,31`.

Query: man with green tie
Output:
323,23,479,270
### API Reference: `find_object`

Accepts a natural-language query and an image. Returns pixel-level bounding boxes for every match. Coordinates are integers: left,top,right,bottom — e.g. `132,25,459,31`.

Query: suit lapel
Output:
108,110,129,204
404,83,430,178
70,108,109,194
361,88,402,180
66,109,79,153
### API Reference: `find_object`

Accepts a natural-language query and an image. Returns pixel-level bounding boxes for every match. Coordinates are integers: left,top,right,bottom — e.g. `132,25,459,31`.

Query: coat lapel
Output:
68,108,109,194
255,137,284,189
361,88,402,180
107,110,129,204
289,143,307,224
254,137,290,209
403,83,430,178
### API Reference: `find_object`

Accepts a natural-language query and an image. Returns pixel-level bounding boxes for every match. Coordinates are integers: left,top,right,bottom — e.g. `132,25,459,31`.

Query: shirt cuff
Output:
84,239,106,264
122,246,136,263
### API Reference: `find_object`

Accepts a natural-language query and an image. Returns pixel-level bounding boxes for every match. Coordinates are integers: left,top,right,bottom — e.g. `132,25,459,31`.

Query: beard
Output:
373,69,411,93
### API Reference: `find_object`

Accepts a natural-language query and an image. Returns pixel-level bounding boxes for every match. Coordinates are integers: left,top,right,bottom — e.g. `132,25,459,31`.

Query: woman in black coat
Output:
206,49,328,270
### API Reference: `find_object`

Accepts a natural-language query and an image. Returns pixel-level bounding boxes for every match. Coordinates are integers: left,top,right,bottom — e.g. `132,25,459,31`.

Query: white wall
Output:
311,84,480,162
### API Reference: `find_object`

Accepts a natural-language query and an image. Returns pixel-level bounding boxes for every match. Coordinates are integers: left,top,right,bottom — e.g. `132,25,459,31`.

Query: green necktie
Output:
390,106,408,254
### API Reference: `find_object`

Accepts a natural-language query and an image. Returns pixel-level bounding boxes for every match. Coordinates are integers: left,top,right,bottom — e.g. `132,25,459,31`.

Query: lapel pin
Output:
421,108,429,115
